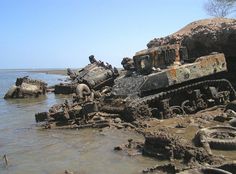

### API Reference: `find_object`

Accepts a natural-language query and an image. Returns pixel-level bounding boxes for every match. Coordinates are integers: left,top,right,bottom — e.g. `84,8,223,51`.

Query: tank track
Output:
126,79,236,120
100,105,125,113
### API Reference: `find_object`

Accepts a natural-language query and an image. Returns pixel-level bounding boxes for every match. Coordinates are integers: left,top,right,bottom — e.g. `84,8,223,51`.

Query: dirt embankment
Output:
147,18,236,58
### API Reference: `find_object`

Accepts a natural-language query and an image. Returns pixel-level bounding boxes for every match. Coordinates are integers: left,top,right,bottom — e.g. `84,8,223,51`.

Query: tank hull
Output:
112,53,227,97
102,53,236,121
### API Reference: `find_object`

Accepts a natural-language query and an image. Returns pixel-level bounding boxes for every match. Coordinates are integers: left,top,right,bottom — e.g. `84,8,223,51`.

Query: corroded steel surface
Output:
141,53,227,92
75,58,118,90
4,77,47,99
112,44,227,97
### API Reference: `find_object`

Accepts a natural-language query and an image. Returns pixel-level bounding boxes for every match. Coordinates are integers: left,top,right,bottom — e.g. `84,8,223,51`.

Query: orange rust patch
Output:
168,68,177,79
199,54,225,68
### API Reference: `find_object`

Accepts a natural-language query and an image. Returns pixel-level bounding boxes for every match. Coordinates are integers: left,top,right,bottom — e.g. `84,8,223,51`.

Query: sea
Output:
0,70,157,174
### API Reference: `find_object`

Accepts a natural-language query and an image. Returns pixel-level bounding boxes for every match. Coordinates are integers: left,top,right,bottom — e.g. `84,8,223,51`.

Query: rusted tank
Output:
101,44,236,121
54,56,119,94
4,76,47,99
75,56,119,90
54,83,77,94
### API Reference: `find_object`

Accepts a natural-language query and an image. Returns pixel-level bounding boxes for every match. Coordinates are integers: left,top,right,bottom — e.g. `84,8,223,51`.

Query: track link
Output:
126,79,236,120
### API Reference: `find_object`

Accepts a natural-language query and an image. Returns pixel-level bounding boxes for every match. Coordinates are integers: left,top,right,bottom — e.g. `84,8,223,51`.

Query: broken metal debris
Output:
54,55,119,94
4,76,47,99
195,126,236,154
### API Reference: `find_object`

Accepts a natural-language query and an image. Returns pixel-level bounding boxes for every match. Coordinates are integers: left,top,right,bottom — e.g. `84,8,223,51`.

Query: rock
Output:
229,118,236,127
225,109,236,119
199,124,204,129
188,118,195,124
99,116,105,121
114,146,123,151
115,124,124,129
114,117,122,123
35,112,49,122
64,170,74,174
92,116,100,121
175,130,185,134
92,122,110,128
122,123,136,129
142,163,177,174
127,139,133,148
214,114,227,122
175,122,187,128
226,100,236,113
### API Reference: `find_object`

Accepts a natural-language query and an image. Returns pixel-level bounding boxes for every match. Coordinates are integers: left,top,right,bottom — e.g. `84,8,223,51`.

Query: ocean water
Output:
0,70,157,174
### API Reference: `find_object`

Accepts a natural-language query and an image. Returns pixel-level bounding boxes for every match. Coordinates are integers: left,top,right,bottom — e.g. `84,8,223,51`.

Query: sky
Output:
0,0,210,69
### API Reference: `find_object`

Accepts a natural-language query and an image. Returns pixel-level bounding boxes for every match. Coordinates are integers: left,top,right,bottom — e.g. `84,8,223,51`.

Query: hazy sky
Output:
0,0,209,69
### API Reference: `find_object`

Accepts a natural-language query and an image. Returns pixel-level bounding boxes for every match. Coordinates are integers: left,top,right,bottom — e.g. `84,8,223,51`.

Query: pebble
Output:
114,117,121,123
229,118,236,127
225,109,236,118
114,146,123,151
65,170,73,174
213,114,226,122
100,117,105,121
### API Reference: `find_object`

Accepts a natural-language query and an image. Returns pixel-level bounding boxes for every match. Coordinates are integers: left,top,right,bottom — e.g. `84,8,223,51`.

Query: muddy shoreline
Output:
36,101,236,173
3,68,236,173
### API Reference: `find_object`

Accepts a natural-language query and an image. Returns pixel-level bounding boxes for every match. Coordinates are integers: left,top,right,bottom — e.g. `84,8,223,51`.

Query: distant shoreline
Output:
0,68,81,76
28,69,68,75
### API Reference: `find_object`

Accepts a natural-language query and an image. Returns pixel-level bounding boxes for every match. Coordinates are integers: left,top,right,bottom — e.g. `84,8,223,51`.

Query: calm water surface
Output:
0,70,157,174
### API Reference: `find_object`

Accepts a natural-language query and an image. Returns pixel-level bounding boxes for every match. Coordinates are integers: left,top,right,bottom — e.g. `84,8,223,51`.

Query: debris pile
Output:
143,131,223,165
35,98,137,130
195,126,236,154
54,55,119,94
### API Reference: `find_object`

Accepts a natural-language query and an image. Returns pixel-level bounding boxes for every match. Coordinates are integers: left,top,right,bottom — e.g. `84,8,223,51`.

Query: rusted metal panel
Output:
166,53,227,85
139,53,227,95
134,44,182,70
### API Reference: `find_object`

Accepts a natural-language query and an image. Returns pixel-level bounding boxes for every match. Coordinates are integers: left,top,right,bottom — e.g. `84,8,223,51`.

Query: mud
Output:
114,127,225,170
35,98,236,173
111,103,236,173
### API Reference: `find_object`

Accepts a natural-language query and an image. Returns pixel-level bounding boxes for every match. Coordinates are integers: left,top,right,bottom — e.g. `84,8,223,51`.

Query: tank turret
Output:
133,44,187,74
